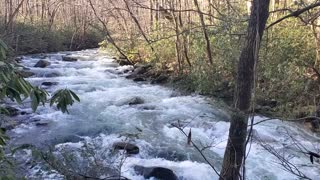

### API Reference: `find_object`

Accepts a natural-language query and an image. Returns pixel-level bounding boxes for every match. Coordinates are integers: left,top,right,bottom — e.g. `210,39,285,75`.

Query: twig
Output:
171,123,223,180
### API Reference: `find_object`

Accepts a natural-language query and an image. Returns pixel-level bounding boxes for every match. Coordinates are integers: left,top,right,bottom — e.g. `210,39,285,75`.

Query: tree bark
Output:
220,0,270,179
194,0,213,64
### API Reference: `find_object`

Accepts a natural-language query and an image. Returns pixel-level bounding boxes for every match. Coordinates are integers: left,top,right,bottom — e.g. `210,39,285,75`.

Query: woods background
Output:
1,0,320,120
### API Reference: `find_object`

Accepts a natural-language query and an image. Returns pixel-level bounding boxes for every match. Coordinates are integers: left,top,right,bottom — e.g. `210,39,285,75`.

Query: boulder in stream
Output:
62,56,78,62
128,97,144,105
113,142,139,154
34,60,50,68
134,166,178,180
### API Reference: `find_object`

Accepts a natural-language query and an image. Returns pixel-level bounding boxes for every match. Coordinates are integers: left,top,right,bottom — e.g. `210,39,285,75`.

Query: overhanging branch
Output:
267,2,320,29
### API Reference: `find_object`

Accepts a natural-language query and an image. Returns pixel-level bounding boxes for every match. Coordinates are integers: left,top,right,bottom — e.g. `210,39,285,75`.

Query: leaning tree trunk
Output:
220,0,270,180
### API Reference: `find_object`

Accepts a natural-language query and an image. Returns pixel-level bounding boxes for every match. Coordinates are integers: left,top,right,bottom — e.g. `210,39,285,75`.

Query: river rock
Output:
22,66,31,71
134,65,152,74
113,142,139,154
133,77,146,82
126,65,152,80
14,57,23,63
17,70,35,78
35,122,50,127
311,119,320,129
62,56,78,62
151,74,169,84
156,150,188,161
123,69,131,73
133,166,178,180
44,72,61,77
118,59,132,66
304,119,320,132
139,105,156,110
34,60,50,68
128,97,144,105
4,106,20,117
41,82,58,86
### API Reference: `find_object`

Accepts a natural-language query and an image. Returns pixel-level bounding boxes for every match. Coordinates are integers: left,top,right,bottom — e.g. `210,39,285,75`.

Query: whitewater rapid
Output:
6,49,320,179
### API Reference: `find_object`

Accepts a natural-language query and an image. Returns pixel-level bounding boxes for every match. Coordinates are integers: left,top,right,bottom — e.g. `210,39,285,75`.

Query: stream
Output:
5,49,320,180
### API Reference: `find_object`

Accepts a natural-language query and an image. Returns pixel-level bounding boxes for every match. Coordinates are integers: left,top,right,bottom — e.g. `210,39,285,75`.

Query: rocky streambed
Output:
2,49,320,180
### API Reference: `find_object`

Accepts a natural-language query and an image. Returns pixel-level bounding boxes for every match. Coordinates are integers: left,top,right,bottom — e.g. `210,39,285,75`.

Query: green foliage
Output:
30,87,48,112
0,20,103,55
258,19,317,117
0,39,81,177
105,13,319,118
50,89,80,113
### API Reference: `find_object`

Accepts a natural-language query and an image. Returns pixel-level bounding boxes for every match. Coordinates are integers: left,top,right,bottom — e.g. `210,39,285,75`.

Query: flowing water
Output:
6,49,320,179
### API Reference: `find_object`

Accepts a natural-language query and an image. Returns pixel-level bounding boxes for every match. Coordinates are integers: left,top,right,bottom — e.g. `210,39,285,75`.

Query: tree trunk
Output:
313,17,320,68
194,0,213,64
220,0,270,179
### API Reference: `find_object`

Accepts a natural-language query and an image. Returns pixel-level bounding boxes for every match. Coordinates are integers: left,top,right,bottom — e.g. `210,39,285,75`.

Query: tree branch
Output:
267,2,320,29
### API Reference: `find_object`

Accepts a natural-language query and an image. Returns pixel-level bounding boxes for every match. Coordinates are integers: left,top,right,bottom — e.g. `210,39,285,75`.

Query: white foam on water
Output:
9,49,320,180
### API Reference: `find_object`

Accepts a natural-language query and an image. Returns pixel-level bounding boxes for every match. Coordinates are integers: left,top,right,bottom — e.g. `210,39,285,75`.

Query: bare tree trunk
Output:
194,0,213,64
220,0,270,179
88,0,130,63
170,2,183,72
5,0,26,32
123,0,158,61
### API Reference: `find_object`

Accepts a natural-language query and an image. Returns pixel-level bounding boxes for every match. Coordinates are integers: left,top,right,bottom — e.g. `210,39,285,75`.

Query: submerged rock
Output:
62,56,78,62
113,142,139,154
134,166,178,180
41,82,58,86
44,72,61,77
156,150,188,161
34,60,50,68
128,97,144,105
133,77,146,82
35,122,50,127
139,105,157,111
17,70,35,78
